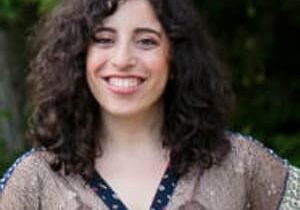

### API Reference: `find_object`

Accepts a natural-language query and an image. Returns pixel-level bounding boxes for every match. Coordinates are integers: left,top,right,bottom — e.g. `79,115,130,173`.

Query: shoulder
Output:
225,131,289,167
0,148,60,209
225,131,289,184
225,132,291,209
185,132,294,210
0,148,105,210
0,148,55,195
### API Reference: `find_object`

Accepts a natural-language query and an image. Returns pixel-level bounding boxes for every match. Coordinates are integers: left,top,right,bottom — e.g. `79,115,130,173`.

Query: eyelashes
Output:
93,37,114,44
91,34,160,50
92,36,115,48
136,38,159,50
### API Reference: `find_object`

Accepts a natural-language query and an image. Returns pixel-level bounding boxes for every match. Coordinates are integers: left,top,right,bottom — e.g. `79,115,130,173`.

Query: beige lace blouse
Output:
0,133,299,210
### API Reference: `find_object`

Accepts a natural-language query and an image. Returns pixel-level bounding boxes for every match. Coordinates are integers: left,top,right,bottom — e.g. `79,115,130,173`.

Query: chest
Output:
92,158,176,210
43,167,249,210
101,173,163,210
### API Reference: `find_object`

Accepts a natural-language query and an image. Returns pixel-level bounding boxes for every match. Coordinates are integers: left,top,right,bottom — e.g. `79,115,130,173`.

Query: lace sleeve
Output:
278,165,300,210
0,149,42,210
229,133,289,210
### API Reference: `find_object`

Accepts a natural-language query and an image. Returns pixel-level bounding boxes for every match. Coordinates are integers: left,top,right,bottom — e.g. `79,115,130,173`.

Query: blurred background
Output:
0,0,299,174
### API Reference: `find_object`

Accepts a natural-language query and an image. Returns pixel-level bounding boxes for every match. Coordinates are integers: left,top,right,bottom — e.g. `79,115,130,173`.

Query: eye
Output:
136,38,159,50
92,35,115,48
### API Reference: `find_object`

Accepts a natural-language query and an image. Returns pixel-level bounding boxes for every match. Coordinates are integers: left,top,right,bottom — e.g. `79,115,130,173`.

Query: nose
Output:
110,43,136,70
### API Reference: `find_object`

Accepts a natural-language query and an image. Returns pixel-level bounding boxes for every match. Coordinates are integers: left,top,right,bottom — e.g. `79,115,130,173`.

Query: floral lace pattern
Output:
279,166,300,210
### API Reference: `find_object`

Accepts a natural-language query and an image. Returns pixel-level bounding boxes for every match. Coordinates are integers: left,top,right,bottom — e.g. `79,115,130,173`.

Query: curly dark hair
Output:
27,0,234,179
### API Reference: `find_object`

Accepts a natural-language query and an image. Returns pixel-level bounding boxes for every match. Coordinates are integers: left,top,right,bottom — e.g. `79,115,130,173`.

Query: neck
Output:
99,104,166,155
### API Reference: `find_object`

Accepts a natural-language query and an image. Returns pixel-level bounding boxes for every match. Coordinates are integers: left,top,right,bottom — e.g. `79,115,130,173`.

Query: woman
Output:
0,0,299,209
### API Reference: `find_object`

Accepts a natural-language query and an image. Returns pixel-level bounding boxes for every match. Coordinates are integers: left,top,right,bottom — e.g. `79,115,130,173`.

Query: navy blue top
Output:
88,166,179,210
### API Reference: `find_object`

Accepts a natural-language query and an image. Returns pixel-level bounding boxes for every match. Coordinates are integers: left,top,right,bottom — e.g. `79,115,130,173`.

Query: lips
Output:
103,76,146,94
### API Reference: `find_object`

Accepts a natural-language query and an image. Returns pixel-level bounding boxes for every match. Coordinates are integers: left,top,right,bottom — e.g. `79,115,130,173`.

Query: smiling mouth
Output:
107,77,143,88
104,76,145,94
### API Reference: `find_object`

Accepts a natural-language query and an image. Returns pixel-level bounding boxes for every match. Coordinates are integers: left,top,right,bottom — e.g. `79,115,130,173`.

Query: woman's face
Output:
86,0,170,118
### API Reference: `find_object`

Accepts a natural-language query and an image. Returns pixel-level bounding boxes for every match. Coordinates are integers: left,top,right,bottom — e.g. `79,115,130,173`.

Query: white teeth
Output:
108,77,140,88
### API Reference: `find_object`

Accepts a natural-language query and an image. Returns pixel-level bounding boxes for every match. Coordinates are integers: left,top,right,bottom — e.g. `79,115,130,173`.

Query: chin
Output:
102,107,144,118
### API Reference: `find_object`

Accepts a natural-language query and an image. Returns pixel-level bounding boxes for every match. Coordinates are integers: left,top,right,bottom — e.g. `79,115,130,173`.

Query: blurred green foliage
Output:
0,0,57,23
0,139,24,174
0,109,21,173
0,0,299,176
197,0,300,165
0,139,9,174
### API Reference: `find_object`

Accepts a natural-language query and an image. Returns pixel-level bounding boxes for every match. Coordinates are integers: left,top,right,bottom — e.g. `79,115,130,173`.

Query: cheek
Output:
145,56,169,96
143,50,170,76
86,48,106,97
86,47,108,75
86,50,97,77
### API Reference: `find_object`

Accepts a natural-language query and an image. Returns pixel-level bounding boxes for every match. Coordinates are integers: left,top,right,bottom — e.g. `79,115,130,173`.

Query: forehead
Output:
101,0,162,30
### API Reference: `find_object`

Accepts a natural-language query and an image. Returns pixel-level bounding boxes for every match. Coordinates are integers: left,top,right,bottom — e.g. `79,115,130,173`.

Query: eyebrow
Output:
94,26,162,38
134,27,162,38
93,27,116,33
